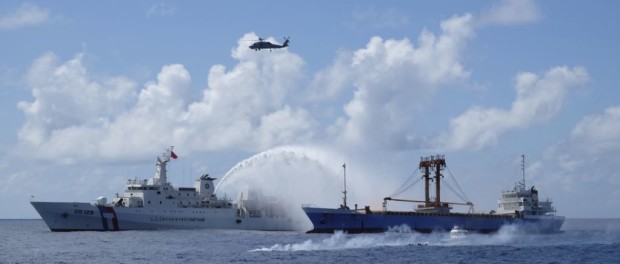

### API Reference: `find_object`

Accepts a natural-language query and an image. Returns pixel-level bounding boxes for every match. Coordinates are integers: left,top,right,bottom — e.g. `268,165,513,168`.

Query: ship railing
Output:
127,179,148,185
419,154,445,162
540,198,554,203
500,197,521,201
382,210,517,219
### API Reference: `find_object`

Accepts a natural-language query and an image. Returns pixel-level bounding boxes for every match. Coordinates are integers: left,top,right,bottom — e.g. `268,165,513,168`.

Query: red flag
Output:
171,151,178,159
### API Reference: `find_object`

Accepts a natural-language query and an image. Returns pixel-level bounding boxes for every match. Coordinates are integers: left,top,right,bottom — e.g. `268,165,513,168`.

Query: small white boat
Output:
450,225,469,239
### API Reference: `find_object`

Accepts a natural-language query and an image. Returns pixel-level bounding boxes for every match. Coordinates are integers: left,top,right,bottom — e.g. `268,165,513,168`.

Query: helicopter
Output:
249,37,290,51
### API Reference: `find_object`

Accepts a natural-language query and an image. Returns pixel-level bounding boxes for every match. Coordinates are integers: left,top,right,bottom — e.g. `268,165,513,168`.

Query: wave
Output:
249,224,525,252
250,227,441,252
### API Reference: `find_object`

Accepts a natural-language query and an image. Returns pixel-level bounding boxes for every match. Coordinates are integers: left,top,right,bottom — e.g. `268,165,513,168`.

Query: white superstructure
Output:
495,155,560,217
31,148,301,232
492,155,565,232
496,182,558,217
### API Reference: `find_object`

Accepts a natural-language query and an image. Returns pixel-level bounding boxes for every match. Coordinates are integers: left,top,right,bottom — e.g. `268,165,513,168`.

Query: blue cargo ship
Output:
303,155,565,233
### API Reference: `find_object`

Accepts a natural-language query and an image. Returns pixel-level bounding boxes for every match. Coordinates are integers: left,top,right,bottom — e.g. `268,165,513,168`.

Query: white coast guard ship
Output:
31,148,299,231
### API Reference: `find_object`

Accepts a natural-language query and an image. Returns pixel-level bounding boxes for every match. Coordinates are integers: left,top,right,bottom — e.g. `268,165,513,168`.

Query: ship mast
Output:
153,146,175,185
520,154,526,191
342,163,348,209
419,155,446,208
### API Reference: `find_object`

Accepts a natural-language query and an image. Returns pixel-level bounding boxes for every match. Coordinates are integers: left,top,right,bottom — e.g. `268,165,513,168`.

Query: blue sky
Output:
1,0,619,219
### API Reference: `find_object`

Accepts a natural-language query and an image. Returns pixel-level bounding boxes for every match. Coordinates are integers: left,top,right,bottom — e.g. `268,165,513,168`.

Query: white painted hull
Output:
31,201,300,231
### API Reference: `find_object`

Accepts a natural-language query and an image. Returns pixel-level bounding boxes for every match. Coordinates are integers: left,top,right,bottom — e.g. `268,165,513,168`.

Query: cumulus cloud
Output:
17,58,189,162
317,14,475,149
17,53,138,161
0,3,49,30
306,51,354,102
569,106,620,155
546,105,620,171
16,34,313,163
438,66,589,151
96,64,192,160
255,107,315,150
478,0,542,26
541,106,620,212
180,33,309,151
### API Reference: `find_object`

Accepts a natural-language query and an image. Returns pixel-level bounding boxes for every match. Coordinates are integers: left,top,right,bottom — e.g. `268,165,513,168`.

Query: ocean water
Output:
1,219,619,264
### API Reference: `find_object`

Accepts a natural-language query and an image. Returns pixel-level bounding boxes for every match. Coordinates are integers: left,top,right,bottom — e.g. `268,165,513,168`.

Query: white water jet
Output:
214,145,347,231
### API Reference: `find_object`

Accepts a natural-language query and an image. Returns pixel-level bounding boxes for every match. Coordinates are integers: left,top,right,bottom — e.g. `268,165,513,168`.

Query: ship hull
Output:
303,207,565,234
32,201,298,232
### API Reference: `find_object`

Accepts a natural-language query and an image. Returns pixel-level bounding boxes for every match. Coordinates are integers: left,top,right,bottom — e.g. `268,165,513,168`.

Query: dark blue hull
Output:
303,207,565,233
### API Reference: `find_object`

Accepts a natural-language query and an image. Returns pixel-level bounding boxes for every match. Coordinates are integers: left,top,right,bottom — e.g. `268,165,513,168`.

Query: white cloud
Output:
438,66,589,151
545,105,620,172
96,64,192,160
569,106,620,155
478,0,542,26
255,106,315,150
306,51,354,101
17,52,138,161
319,14,474,149
541,106,620,212
0,3,49,30
146,3,176,18
181,33,309,151
16,34,312,163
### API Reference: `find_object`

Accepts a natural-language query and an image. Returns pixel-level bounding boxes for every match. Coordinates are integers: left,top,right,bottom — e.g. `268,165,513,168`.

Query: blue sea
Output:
1,219,619,263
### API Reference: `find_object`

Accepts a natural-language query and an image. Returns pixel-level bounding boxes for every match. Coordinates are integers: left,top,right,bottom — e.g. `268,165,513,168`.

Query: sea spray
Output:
251,225,526,252
250,230,431,252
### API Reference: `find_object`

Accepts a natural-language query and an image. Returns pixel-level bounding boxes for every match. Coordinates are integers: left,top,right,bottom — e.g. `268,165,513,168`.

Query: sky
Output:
0,0,619,219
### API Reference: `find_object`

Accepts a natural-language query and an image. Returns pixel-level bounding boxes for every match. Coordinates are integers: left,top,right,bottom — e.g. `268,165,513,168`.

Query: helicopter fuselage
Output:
249,39,289,51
